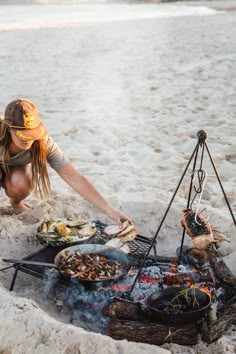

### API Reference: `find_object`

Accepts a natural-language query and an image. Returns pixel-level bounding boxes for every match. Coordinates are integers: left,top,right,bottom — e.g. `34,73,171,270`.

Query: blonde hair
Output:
0,117,51,199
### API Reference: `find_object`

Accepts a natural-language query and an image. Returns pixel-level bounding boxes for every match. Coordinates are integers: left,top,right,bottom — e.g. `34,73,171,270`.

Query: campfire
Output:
36,240,235,346
3,219,236,345
3,130,236,347
45,131,236,345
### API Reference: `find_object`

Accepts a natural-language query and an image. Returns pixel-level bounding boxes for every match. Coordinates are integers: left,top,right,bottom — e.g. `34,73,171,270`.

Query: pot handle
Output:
2,258,57,268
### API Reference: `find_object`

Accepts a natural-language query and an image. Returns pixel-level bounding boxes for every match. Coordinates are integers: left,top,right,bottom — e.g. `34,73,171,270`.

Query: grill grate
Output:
8,221,157,290
91,221,156,257
36,220,156,257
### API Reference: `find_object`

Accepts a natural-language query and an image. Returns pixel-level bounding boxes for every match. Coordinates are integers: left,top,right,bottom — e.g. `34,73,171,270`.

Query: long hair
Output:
0,118,11,175
0,118,51,199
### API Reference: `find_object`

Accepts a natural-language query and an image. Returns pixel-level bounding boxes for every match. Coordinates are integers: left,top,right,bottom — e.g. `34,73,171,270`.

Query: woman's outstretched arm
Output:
57,162,131,226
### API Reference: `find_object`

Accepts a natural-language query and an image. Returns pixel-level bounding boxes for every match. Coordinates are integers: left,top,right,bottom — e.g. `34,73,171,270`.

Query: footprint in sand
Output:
16,206,45,225
225,153,236,163
0,206,14,216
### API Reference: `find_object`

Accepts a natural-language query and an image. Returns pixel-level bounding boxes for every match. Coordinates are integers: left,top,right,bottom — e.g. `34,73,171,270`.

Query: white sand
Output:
0,1,236,353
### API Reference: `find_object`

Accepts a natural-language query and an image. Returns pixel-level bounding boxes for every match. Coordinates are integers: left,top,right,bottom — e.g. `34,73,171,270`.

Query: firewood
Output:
108,318,199,346
201,296,236,343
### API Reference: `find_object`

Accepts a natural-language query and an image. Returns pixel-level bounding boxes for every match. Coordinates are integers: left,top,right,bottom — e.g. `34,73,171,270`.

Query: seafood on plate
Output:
37,217,96,244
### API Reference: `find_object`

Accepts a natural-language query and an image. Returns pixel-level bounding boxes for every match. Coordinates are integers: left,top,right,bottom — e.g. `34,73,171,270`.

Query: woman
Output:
0,98,130,226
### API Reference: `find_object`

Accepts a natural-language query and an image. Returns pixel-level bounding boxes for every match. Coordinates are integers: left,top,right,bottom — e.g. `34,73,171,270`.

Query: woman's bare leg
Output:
0,169,3,187
3,165,32,214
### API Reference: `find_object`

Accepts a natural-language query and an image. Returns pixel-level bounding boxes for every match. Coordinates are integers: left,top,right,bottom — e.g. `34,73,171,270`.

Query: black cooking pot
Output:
3,244,132,284
146,286,211,324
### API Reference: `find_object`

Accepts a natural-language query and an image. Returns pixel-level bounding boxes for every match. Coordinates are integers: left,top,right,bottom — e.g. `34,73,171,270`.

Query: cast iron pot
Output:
145,286,211,324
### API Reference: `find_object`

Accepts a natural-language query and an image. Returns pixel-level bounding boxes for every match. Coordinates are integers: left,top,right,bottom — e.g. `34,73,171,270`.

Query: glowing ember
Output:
138,274,161,284
110,284,131,291
191,284,213,298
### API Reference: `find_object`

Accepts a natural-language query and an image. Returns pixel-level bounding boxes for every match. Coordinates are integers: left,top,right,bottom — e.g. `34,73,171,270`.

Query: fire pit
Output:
4,131,236,347
39,246,214,334
4,223,236,345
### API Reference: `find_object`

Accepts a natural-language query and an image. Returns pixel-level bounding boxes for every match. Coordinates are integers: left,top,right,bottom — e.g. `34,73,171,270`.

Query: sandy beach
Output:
0,1,236,353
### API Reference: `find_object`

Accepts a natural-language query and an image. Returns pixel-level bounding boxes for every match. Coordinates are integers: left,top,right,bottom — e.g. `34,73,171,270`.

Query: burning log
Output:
103,298,146,321
197,246,236,343
201,295,236,343
109,318,199,346
105,294,236,345
105,298,199,345
206,246,236,288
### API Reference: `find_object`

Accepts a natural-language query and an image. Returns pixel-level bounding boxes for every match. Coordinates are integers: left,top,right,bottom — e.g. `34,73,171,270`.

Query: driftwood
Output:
104,298,199,345
104,247,236,345
109,318,199,346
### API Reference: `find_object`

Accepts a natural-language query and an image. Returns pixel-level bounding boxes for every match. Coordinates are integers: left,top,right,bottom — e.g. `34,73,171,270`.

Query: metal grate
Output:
8,221,157,290
91,221,157,257
36,220,156,257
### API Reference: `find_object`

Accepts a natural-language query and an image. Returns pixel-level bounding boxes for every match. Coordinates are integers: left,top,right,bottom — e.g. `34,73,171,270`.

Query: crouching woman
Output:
0,98,130,225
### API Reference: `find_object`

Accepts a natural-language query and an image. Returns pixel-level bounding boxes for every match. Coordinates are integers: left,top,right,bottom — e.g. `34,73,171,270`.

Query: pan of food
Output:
3,244,132,284
36,217,97,246
145,286,211,324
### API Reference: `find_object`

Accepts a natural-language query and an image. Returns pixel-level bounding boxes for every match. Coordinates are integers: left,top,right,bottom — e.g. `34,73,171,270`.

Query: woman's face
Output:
9,129,35,151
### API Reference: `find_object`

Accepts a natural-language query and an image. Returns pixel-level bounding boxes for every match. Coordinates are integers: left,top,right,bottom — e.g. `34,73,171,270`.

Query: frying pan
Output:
3,244,132,284
146,286,211,324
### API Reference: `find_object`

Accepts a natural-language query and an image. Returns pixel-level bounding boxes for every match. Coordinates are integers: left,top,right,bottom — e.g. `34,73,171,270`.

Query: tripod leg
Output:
205,142,236,227
128,141,199,297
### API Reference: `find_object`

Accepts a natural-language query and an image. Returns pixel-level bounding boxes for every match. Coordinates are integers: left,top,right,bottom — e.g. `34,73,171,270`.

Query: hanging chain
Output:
189,144,208,225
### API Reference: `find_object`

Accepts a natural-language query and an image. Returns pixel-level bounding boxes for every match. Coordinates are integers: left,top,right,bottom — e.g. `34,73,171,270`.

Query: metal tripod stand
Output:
128,130,236,297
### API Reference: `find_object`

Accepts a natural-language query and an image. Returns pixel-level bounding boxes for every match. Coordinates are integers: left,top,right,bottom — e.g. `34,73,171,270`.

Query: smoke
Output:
42,269,126,333
40,256,203,334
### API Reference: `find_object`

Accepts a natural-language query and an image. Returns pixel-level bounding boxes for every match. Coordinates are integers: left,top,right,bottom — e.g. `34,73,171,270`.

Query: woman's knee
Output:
4,167,32,195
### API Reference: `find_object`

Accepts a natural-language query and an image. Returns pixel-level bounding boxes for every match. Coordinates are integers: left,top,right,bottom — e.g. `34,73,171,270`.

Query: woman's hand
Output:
105,206,132,227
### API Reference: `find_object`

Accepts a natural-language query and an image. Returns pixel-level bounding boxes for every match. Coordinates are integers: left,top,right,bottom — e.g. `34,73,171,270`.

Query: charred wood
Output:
201,295,236,343
105,295,236,345
207,247,236,284
207,246,236,299
104,298,199,345
103,298,146,321
108,318,199,346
